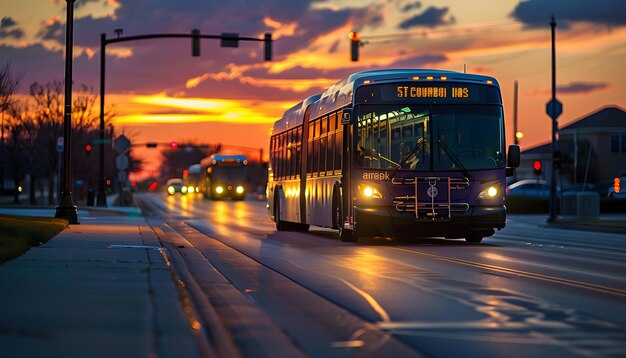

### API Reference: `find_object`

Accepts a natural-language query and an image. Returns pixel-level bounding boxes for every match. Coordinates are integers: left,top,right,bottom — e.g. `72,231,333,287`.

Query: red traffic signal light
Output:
85,144,92,152
349,31,359,61
533,160,542,175
170,141,178,150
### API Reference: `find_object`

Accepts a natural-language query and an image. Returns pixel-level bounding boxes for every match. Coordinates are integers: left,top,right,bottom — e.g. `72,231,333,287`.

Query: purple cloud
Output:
0,16,24,39
511,0,626,28
558,81,609,94
398,6,455,29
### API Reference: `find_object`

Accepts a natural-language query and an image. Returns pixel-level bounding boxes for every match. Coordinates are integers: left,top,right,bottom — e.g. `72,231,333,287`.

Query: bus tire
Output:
275,194,290,231
465,236,483,243
293,223,310,232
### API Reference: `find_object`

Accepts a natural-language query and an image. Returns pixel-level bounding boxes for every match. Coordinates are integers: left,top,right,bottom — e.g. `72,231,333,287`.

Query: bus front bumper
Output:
353,205,506,238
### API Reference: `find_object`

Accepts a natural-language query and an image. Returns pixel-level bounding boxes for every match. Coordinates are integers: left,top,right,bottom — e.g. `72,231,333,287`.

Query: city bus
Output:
199,154,248,200
184,164,202,194
267,69,520,242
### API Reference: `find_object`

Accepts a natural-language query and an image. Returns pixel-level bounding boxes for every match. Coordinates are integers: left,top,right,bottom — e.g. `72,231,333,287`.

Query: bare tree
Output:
0,62,23,194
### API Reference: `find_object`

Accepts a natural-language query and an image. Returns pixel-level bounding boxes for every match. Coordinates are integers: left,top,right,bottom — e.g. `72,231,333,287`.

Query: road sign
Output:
113,135,131,154
116,155,129,171
546,98,562,119
56,136,64,152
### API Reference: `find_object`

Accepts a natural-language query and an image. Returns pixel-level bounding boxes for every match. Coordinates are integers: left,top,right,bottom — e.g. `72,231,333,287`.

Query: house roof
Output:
522,106,625,155
560,106,626,131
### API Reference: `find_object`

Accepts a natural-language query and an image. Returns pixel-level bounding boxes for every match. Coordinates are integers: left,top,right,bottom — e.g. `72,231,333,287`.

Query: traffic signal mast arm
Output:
104,31,272,60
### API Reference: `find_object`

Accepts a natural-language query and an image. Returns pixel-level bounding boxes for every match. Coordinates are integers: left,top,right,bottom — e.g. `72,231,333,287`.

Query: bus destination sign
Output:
356,82,500,104
396,86,469,99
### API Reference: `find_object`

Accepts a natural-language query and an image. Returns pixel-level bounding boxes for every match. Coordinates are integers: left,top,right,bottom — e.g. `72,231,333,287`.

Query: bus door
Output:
342,110,354,230
299,106,312,225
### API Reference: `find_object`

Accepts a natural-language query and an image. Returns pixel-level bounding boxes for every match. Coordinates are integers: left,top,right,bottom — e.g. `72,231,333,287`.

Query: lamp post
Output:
55,0,78,224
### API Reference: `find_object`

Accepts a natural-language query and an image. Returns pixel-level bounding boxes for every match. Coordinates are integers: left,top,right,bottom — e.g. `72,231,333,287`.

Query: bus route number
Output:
396,86,469,99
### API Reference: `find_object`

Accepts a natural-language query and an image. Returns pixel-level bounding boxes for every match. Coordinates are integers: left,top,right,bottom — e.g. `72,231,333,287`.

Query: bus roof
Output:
273,69,499,134
200,154,247,167
188,164,202,174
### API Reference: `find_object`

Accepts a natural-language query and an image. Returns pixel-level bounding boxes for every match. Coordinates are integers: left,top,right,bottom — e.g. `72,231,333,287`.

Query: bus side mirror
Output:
341,108,352,125
506,144,520,177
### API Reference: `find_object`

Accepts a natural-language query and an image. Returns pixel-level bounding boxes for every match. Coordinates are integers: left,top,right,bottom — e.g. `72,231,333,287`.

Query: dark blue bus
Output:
268,69,520,242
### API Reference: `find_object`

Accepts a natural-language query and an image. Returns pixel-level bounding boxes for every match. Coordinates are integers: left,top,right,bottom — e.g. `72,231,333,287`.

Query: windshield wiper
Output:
389,139,425,180
437,138,472,179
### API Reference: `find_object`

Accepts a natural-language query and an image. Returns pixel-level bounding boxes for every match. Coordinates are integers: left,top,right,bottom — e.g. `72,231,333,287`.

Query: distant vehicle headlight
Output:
181,186,188,194
167,186,175,195
187,186,195,193
215,186,224,194
236,186,244,194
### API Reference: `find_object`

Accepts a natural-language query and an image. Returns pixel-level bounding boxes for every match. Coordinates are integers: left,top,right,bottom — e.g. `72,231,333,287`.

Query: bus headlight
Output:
358,184,382,199
167,186,175,195
478,185,500,199
215,186,224,194
236,186,244,194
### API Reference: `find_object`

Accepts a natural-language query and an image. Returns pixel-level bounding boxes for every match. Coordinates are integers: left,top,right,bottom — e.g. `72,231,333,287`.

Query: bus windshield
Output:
356,104,505,171
211,165,247,182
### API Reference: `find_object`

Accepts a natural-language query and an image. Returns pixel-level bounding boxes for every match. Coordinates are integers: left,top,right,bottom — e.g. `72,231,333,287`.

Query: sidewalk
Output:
0,208,203,357
508,213,626,234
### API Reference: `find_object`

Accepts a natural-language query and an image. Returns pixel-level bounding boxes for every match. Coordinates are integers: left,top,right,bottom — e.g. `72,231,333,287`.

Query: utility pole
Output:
513,81,519,145
546,16,562,223
55,0,78,224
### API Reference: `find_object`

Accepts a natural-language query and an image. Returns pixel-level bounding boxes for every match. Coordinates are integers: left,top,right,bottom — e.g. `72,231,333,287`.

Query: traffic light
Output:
85,144,92,156
170,141,178,150
614,177,621,194
264,33,272,61
191,28,200,57
349,31,359,61
533,160,542,176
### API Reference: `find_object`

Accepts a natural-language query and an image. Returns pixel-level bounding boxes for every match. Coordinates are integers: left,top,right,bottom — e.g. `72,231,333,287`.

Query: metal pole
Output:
96,33,107,207
513,80,519,145
55,0,78,224
548,16,559,222
1,111,4,194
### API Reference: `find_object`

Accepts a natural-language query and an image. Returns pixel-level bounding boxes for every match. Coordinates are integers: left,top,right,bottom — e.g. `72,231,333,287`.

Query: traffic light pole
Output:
548,16,559,222
55,0,78,224
96,30,273,207
96,33,107,207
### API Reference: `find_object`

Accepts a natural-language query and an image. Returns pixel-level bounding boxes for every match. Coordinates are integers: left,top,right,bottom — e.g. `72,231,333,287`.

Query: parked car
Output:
166,178,187,195
562,183,597,193
506,179,559,198
1,180,23,196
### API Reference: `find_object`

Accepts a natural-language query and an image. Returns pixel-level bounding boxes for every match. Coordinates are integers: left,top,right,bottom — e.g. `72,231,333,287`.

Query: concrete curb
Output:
152,223,241,358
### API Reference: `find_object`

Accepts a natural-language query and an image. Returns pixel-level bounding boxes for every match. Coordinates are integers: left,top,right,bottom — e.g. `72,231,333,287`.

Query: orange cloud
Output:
263,17,298,39
113,93,294,125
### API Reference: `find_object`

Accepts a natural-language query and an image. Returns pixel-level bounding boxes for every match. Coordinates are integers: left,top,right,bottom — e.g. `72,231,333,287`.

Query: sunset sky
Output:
1,0,625,179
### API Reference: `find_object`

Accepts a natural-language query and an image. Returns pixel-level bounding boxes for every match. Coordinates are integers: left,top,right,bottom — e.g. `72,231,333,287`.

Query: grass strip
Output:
0,214,68,263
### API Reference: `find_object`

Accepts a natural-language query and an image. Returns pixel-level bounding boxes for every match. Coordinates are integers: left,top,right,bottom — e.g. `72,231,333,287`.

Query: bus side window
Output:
335,128,343,171
308,121,314,174
296,127,302,177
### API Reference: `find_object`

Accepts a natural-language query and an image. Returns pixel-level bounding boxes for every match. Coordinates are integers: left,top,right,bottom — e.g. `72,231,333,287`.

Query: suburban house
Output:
517,106,626,188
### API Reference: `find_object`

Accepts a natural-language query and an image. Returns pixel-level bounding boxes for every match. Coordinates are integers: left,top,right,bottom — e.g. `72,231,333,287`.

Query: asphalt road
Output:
137,192,626,357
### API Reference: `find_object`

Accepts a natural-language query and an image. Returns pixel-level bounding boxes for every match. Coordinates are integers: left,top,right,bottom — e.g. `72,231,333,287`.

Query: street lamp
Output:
55,0,78,224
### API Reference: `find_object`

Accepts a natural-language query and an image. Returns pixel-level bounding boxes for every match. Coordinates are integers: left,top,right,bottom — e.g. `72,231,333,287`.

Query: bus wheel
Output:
293,223,310,232
275,197,290,231
465,236,483,243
